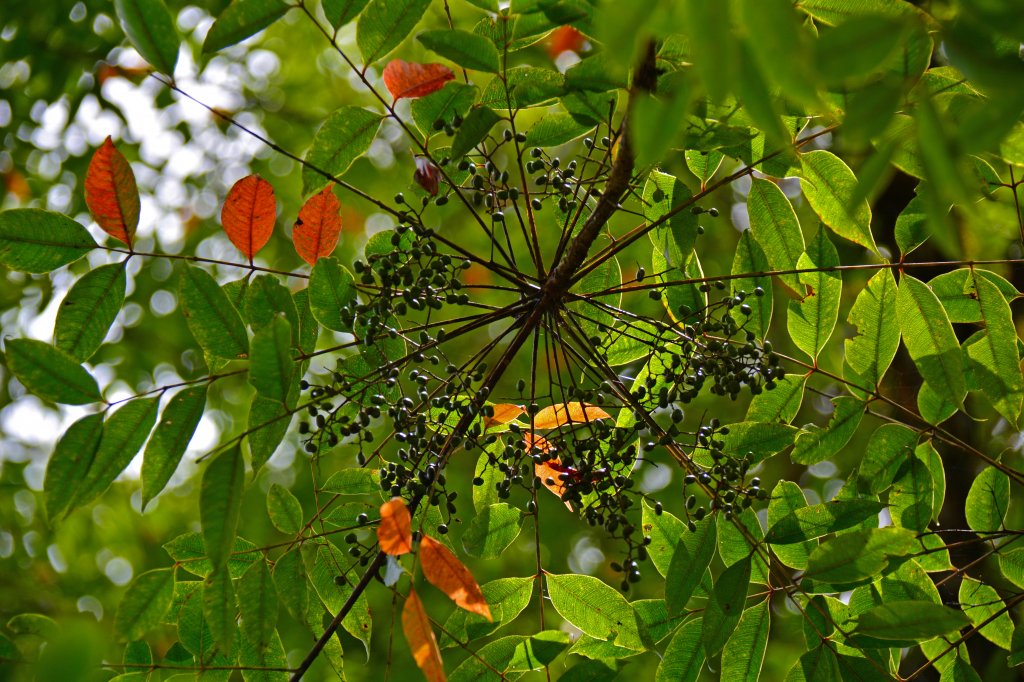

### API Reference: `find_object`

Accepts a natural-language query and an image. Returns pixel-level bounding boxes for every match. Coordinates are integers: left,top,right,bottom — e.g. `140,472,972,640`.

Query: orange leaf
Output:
524,434,574,510
484,404,525,428
532,402,611,429
84,137,140,247
402,589,446,682
383,60,455,101
378,497,413,556
419,536,492,621
548,26,585,59
293,185,342,265
221,174,276,260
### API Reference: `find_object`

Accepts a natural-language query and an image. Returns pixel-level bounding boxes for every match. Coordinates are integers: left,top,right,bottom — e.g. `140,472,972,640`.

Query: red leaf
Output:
548,26,585,59
413,157,441,197
293,185,342,265
402,589,446,682
84,137,140,247
221,174,276,260
383,60,455,101
378,498,413,556
420,536,492,621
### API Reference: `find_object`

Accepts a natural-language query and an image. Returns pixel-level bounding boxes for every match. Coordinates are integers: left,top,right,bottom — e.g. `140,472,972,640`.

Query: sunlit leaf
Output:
799,150,877,253
844,269,900,390
309,256,357,332
546,573,642,651
702,557,750,656
420,535,492,620
897,274,966,408
721,599,770,682
790,396,864,465
765,498,884,544
656,617,704,682
402,589,446,682
746,178,804,295
787,226,841,361
532,402,611,429
379,497,413,555
462,503,523,559
965,466,1009,533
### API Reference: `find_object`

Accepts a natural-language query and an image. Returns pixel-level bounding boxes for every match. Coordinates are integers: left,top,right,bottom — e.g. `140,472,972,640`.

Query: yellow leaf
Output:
484,403,525,428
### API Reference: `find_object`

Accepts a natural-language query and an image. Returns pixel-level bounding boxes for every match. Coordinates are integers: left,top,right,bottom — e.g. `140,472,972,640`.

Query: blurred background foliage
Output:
2,0,1024,681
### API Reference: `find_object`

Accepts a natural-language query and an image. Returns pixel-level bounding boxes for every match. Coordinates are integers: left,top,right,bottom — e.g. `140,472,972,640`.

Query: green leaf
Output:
451,105,501,157
247,395,292,471
245,274,299,336
897,274,966,407
302,107,383,195
0,208,97,273
721,600,770,682
203,567,237,657
524,112,593,147
804,527,915,585
546,573,642,651
179,265,249,360
965,466,1010,533
140,385,207,508
293,288,319,356
852,601,969,642
709,421,798,465
44,413,104,521
238,560,278,659
322,0,370,29
5,339,101,405
480,66,564,110
918,379,958,425
562,659,622,682
200,445,245,570
747,178,804,295
895,193,928,258
417,29,499,72
203,0,290,53
54,262,127,362
604,321,660,367
71,397,160,512
916,441,946,523
785,645,840,682
448,632,570,681
999,548,1024,590
565,53,628,93
631,87,690,168
266,484,302,535
844,269,900,391
746,375,807,424
685,149,724,188
321,468,381,495
766,498,884,545
310,543,373,652
734,42,790,147
791,396,864,465
959,577,1013,649
929,268,1019,324
736,0,817,106
462,503,523,559
767,481,815,569
815,15,909,85
966,275,1024,421
799,150,877,252
410,82,477,135
644,171,698,267
356,0,431,64
656,617,704,682
787,226,841,361
665,514,716,615
164,532,261,579
641,500,685,577
717,507,769,585
113,0,179,75
308,257,357,332
730,231,772,339
702,557,750,656
889,455,934,532
439,576,533,648
249,316,293,404
272,548,307,625
857,424,919,494
113,569,174,641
